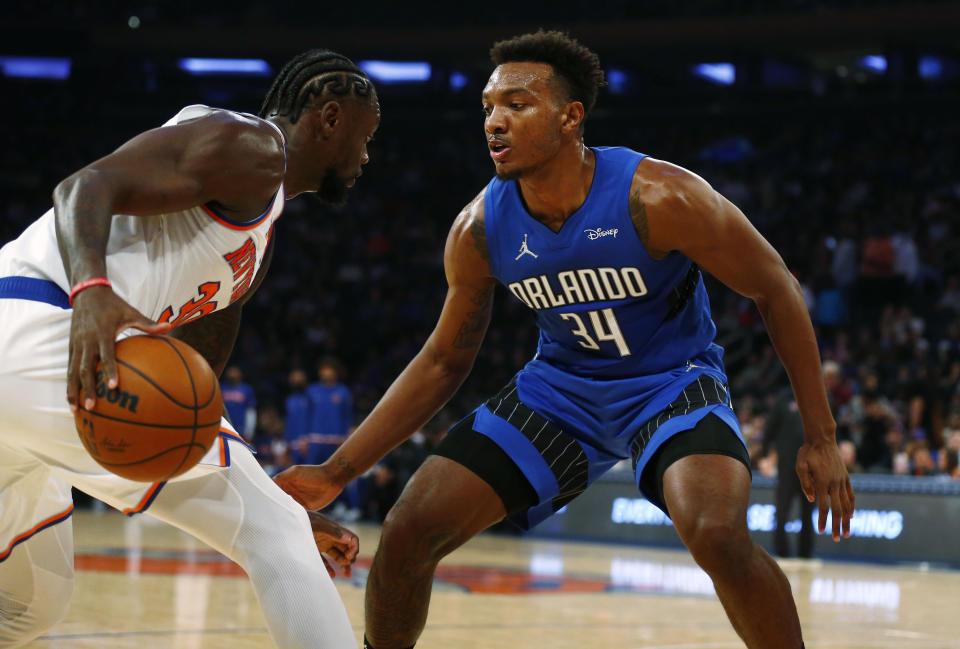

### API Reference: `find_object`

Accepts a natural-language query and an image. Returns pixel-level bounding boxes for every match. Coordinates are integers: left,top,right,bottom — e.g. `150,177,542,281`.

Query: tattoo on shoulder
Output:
469,214,489,262
629,188,650,248
453,285,494,349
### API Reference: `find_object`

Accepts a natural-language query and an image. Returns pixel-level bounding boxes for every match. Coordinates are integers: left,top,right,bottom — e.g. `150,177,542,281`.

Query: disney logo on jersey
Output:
584,227,619,240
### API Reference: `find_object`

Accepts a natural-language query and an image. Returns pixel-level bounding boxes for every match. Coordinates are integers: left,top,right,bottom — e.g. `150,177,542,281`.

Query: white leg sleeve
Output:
144,447,357,649
0,521,74,648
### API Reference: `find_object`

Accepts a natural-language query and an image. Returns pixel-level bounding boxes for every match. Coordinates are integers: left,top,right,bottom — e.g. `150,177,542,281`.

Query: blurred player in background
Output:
278,31,853,649
221,365,258,439
307,358,354,464
0,49,378,648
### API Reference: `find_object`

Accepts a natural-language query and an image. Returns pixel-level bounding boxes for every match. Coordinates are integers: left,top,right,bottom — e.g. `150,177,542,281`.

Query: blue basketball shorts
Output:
432,371,749,530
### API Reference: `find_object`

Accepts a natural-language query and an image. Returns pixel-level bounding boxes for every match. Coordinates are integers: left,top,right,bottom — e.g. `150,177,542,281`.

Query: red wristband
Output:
68,277,112,306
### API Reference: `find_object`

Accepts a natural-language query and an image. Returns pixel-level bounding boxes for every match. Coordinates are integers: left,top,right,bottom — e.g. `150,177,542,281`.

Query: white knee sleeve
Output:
147,448,356,649
0,522,74,648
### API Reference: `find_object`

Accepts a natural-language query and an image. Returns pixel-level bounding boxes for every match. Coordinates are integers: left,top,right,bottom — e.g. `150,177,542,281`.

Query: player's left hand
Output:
307,510,359,579
796,439,855,542
274,464,344,511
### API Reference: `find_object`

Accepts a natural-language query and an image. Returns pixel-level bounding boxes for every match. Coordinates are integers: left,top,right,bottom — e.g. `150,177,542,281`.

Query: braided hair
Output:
259,49,375,123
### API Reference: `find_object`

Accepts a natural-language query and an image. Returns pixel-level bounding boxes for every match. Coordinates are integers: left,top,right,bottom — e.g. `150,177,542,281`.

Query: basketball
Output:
73,335,222,482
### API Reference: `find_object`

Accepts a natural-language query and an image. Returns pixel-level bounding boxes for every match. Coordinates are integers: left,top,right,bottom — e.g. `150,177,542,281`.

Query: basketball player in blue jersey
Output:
0,50,378,648
277,32,854,649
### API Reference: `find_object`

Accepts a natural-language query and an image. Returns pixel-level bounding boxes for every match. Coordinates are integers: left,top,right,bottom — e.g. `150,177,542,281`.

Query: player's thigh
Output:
657,414,753,535
385,454,510,551
0,301,71,445
433,380,613,534
62,420,245,521
0,300,106,481
141,442,311,559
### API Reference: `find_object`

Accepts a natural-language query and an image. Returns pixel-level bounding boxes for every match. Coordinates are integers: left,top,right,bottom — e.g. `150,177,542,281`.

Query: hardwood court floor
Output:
26,510,960,648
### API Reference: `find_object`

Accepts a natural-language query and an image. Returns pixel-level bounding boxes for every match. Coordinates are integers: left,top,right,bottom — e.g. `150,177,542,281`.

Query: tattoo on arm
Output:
453,285,494,349
629,188,650,249
335,455,356,479
469,215,489,262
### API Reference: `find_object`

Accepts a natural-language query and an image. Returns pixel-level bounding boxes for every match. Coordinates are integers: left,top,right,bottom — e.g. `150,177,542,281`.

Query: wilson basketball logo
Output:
94,370,140,413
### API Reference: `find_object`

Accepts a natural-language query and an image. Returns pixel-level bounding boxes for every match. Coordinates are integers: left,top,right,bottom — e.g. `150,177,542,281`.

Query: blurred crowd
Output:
2,66,958,521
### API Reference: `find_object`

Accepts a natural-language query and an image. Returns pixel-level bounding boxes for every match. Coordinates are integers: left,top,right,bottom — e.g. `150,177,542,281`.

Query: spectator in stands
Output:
857,228,897,318
251,405,290,476
306,358,354,464
284,369,311,463
938,275,960,313
307,358,360,520
763,384,817,559
939,448,960,479
838,440,864,475
908,443,937,477
221,366,257,440
854,379,899,472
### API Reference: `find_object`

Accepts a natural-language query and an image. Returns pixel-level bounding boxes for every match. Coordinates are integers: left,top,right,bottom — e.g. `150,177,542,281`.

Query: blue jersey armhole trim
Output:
483,181,501,279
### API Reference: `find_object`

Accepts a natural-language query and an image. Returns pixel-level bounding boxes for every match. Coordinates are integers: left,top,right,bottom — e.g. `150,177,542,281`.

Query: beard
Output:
494,158,533,181
495,166,523,181
316,167,351,206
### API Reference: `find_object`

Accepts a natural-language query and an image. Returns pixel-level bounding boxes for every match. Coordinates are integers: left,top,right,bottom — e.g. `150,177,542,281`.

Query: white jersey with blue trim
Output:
0,104,284,325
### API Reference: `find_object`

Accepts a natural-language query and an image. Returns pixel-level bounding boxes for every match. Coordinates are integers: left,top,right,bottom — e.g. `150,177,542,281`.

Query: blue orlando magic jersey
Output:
484,146,724,382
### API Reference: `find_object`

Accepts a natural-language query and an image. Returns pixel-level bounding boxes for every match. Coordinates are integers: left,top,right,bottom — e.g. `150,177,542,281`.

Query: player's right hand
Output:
274,464,345,511
67,285,172,412
307,510,360,578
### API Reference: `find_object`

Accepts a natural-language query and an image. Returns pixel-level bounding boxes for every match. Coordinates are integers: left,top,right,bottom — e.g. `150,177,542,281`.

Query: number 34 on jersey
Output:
507,265,647,359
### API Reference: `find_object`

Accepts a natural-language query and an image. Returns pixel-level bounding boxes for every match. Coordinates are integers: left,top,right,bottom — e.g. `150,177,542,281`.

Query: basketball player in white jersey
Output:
0,49,379,648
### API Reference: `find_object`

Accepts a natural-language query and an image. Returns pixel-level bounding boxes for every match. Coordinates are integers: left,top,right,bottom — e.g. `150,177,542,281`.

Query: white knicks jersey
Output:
0,105,284,324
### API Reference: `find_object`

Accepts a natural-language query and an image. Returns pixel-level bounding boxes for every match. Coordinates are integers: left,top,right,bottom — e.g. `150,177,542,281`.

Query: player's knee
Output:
677,515,751,574
0,574,73,648
380,501,458,565
232,498,307,565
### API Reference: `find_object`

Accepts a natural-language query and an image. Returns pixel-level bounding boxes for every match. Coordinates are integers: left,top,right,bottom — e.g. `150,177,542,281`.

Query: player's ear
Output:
316,101,342,139
559,101,584,135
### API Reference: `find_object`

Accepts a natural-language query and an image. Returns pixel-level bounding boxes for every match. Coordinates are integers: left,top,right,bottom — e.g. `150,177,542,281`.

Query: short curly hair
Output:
490,30,606,115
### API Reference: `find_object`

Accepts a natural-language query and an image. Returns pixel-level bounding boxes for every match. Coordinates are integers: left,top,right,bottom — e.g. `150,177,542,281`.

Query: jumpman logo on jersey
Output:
515,234,539,260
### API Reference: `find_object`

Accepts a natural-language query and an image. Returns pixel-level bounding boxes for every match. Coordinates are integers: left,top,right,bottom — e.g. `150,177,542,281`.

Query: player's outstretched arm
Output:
275,192,496,510
54,112,284,413
633,158,854,541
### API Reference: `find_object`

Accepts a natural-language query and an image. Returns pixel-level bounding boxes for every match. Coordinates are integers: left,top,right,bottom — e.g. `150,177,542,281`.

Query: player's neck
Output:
518,143,595,229
265,117,307,199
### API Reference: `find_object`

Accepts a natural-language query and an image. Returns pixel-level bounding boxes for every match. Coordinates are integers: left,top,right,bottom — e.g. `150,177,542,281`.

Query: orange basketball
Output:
74,335,222,482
